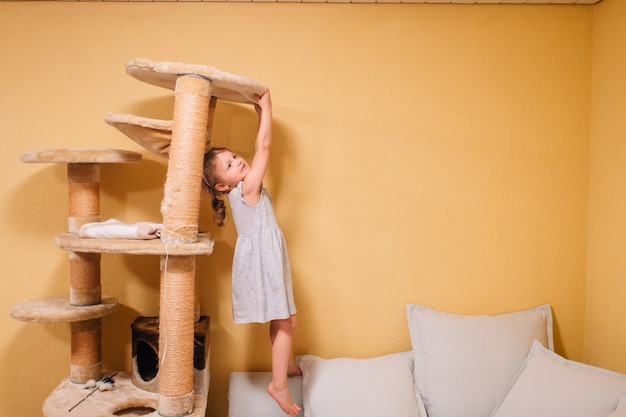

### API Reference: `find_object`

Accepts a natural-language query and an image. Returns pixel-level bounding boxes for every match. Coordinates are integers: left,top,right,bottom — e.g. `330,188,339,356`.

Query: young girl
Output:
202,89,301,416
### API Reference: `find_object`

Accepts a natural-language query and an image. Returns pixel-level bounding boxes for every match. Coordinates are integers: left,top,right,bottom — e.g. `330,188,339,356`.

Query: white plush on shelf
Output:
79,218,162,240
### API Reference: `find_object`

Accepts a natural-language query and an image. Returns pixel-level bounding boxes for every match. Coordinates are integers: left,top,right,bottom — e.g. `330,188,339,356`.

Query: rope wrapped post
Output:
67,163,102,305
160,74,212,244
158,255,196,416
158,74,212,416
67,163,103,382
70,319,102,383
68,163,100,233
69,251,101,306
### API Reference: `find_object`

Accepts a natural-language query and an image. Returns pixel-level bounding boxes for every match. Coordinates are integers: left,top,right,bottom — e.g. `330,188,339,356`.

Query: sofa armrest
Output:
228,372,304,417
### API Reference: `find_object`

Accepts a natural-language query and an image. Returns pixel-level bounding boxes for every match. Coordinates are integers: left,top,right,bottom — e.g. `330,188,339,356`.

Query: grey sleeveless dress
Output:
227,181,297,323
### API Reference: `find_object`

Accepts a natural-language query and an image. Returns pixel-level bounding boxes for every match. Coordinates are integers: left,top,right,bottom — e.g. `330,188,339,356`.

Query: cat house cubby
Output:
10,58,265,417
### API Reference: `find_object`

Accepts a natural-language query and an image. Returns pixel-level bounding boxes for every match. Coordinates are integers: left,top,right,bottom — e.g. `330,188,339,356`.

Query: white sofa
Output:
228,304,626,417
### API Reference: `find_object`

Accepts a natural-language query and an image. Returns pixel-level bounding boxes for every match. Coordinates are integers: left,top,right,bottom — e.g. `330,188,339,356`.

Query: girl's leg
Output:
267,315,301,416
270,315,302,377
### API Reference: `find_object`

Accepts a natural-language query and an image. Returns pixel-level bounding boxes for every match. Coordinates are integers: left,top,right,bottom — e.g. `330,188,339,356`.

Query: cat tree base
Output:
42,371,209,417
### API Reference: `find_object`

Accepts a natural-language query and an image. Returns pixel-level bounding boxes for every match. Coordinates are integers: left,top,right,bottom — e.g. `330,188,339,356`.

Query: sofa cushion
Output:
608,393,626,417
406,303,553,417
490,341,626,417
228,372,303,417
296,351,423,417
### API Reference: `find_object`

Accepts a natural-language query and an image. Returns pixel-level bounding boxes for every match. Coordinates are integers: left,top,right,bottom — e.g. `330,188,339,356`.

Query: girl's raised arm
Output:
242,88,272,204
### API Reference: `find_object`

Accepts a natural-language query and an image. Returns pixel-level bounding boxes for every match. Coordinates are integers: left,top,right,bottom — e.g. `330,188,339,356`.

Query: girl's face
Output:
214,150,249,192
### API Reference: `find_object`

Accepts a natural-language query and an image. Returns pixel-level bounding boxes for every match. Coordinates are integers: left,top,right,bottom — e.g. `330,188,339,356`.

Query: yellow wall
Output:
586,0,626,372
0,2,609,417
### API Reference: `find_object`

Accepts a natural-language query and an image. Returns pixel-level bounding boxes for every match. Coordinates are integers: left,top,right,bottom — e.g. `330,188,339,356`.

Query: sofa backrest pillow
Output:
490,341,626,417
406,303,553,417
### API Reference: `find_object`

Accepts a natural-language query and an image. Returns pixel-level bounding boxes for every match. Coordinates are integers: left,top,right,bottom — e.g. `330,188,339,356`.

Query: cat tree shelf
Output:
104,113,173,158
10,295,118,323
55,233,214,255
20,148,142,164
126,57,264,102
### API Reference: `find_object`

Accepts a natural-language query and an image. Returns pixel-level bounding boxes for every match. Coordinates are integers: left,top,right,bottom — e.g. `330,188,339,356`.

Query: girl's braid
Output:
202,147,228,227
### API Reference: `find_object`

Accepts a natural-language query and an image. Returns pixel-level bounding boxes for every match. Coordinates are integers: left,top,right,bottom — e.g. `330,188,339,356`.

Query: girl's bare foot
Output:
267,383,301,416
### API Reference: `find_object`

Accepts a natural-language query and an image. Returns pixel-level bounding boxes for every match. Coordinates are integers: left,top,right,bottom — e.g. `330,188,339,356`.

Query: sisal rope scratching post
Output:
69,252,101,306
67,163,103,382
68,164,100,232
160,75,211,244
67,164,102,306
158,256,196,416
158,74,212,416
70,319,102,383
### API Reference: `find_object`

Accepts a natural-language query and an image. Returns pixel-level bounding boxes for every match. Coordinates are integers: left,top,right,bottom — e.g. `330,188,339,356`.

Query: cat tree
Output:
10,58,265,417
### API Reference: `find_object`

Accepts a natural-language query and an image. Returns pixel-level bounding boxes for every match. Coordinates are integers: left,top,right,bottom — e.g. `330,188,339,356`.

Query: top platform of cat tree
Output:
21,148,142,164
126,58,266,103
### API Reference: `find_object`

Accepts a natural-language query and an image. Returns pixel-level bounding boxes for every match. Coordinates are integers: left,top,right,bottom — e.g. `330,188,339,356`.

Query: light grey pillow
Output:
406,303,553,417
296,351,422,417
490,341,626,417
228,372,303,417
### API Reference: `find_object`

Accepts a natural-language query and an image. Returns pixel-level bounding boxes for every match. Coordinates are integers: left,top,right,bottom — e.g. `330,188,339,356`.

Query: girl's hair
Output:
202,147,229,227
